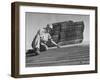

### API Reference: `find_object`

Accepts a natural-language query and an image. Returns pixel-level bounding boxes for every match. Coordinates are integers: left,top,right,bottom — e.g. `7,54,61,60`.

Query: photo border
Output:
11,2,98,78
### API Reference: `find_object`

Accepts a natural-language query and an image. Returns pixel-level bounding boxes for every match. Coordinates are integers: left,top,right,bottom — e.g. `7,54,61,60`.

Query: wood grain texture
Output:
26,44,89,67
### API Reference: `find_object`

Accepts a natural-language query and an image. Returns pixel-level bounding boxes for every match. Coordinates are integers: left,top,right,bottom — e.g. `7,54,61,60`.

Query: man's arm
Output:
48,33,61,48
50,39,61,48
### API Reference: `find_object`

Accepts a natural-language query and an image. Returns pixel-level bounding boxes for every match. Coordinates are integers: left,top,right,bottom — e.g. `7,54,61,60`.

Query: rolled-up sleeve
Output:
48,33,52,40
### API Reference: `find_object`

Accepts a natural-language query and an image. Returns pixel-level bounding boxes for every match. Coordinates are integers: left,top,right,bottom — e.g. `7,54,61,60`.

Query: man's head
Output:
45,24,53,33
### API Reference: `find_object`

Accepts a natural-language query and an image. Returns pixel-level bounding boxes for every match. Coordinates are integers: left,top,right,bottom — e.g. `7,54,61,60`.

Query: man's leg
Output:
40,42,48,51
32,33,40,55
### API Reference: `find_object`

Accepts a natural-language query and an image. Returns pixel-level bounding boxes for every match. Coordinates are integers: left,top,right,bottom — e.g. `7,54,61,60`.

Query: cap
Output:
46,24,53,29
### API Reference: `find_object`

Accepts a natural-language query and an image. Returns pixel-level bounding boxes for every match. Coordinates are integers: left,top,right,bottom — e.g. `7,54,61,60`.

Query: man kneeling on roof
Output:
31,24,61,55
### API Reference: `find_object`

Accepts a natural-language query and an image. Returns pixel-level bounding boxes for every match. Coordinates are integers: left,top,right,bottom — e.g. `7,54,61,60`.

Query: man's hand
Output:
50,39,61,48
57,44,61,48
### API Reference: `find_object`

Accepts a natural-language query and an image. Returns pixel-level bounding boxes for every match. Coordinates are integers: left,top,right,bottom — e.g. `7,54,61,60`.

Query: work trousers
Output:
32,33,48,51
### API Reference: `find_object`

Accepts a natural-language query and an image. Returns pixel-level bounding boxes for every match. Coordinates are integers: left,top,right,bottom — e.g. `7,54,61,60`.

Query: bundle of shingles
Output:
47,21,84,47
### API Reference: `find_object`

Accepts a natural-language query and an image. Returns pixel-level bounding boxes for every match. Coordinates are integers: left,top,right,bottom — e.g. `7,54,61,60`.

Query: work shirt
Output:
39,28,51,43
32,28,51,49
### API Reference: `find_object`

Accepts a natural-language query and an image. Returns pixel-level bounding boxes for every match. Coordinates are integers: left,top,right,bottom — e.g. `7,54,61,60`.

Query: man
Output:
31,24,60,55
